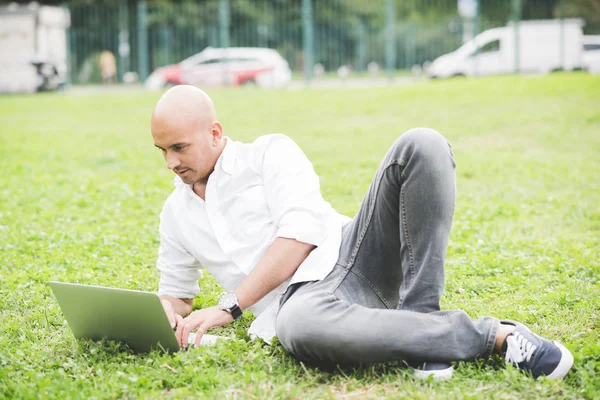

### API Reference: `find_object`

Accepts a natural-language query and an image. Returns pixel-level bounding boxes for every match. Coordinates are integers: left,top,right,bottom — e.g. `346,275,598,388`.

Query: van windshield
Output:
455,29,503,57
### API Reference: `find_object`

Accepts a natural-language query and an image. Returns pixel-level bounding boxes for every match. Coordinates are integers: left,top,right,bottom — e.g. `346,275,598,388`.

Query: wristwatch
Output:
217,292,243,321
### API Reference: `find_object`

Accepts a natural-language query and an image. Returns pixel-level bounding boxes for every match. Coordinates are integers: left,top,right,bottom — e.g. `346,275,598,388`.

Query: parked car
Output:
426,19,585,78
144,47,292,90
582,35,600,73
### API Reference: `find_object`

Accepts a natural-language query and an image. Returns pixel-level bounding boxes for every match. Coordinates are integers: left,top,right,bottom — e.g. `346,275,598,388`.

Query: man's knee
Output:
276,300,320,355
277,294,346,363
390,128,453,165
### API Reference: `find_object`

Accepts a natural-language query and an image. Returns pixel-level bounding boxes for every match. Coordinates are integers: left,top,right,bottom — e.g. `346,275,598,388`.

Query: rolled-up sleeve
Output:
261,135,330,246
156,201,203,299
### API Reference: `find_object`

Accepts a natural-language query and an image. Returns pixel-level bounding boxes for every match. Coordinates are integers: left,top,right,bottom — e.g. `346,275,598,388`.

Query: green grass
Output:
1,73,599,399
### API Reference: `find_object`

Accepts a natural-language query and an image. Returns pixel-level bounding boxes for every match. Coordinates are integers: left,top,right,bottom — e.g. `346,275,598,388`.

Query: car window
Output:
583,44,600,51
479,40,500,54
227,57,260,63
196,58,222,65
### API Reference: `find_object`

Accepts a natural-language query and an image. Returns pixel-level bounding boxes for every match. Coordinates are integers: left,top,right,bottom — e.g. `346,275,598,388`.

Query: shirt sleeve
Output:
156,200,203,299
261,135,331,246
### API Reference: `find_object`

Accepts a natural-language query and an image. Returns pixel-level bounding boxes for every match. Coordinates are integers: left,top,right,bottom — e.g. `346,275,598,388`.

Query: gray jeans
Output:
276,128,499,365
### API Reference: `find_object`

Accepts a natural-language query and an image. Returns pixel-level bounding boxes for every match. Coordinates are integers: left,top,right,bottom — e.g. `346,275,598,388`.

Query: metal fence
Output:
64,0,598,84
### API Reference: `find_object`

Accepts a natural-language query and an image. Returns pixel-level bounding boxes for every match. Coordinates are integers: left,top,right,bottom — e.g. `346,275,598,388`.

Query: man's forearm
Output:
160,295,194,316
234,237,315,310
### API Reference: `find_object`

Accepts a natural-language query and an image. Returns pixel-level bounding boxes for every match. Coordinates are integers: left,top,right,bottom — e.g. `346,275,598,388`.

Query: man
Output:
99,50,117,84
152,85,573,380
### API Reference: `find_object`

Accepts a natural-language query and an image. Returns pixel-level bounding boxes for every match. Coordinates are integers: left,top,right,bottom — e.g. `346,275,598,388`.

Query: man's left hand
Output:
175,306,234,348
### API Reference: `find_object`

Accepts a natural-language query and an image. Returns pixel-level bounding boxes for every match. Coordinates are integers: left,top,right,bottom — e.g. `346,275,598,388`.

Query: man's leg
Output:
336,127,453,313
277,128,498,364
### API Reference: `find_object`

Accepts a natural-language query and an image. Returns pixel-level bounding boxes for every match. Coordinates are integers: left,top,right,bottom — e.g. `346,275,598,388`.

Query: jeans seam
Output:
347,160,402,267
341,159,404,307
345,268,393,309
346,181,378,268
329,263,350,295
398,162,415,308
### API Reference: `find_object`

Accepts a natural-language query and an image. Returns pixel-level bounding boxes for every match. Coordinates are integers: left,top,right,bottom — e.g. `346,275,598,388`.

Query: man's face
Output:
151,116,221,186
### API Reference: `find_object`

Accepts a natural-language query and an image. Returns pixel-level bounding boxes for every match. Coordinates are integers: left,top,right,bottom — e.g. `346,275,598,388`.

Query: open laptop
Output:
49,281,224,353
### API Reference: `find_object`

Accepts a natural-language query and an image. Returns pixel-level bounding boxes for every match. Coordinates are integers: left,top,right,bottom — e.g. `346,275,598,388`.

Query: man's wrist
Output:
217,292,243,320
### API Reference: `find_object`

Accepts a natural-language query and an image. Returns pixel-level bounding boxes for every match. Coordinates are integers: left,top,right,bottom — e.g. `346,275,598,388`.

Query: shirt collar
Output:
218,137,235,175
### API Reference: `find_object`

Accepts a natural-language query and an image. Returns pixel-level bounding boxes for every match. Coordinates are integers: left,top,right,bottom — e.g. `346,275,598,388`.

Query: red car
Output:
144,47,292,90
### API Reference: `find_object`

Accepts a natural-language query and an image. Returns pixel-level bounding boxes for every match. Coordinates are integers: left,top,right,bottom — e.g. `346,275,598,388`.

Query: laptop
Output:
49,281,224,353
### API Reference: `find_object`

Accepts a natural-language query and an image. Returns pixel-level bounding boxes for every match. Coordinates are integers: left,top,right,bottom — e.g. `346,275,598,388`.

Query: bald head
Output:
152,85,217,131
151,85,225,189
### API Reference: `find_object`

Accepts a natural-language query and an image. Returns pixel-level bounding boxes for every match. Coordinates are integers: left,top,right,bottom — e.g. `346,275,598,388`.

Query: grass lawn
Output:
0,73,598,399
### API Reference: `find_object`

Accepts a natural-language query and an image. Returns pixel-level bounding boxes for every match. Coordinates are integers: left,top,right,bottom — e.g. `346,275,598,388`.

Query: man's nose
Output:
166,152,180,170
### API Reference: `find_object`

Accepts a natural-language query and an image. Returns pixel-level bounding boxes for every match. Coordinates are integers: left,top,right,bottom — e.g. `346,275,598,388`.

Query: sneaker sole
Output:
413,365,454,381
546,341,574,380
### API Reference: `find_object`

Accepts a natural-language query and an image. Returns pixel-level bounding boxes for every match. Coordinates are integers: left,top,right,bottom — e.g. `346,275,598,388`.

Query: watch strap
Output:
229,304,243,320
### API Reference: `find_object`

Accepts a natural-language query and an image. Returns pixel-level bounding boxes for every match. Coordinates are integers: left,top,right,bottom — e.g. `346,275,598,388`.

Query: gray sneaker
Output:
501,320,574,379
406,361,454,380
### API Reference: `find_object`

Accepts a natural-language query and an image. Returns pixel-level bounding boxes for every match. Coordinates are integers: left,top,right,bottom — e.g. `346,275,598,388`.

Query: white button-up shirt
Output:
156,134,350,342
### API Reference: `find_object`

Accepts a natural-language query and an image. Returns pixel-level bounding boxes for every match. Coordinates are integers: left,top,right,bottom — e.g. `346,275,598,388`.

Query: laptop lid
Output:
49,281,180,353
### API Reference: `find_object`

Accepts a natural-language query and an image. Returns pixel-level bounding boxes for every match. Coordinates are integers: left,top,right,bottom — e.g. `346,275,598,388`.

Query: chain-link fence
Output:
63,0,599,84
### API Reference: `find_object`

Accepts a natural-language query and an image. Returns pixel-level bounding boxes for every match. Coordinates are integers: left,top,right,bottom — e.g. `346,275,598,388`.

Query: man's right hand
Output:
161,298,183,328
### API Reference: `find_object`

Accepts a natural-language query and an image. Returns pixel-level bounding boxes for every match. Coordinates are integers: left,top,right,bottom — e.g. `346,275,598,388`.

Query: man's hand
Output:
176,306,233,348
160,296,193,328
161,298,183,328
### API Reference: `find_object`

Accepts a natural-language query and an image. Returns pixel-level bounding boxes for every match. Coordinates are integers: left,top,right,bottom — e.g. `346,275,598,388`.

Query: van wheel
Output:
241,79,256,87
451,73,466,78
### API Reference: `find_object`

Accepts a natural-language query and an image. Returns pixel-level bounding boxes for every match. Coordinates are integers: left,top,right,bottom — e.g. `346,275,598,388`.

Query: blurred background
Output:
0,0,599,93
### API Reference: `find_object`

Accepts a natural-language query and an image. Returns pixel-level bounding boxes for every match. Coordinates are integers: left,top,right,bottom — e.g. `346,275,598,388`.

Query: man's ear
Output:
211,121,223,144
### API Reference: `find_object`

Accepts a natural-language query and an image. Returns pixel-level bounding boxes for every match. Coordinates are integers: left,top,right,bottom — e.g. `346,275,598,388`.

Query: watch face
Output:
219,293,237,309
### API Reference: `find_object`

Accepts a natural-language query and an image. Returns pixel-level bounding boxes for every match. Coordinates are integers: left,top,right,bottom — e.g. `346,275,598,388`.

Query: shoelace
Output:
505,332,537,365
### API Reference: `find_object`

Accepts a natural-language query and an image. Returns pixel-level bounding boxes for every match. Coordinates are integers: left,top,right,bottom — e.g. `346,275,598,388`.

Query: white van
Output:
582,35,600,73
427,19,584,78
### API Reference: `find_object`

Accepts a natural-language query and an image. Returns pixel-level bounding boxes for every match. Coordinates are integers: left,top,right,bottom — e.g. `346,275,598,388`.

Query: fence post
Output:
219,0,230,48
208,26,218,47
68,30,75,84
405,23,416,71
118,1,130,82
302,0,314,83
385,0,396,80
161,27,171,66
63,3,73,85
511,0,522,73
258,24,268,48
137,1,149,82
559,0,565,70
356,17,366,72
472,0,480,76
